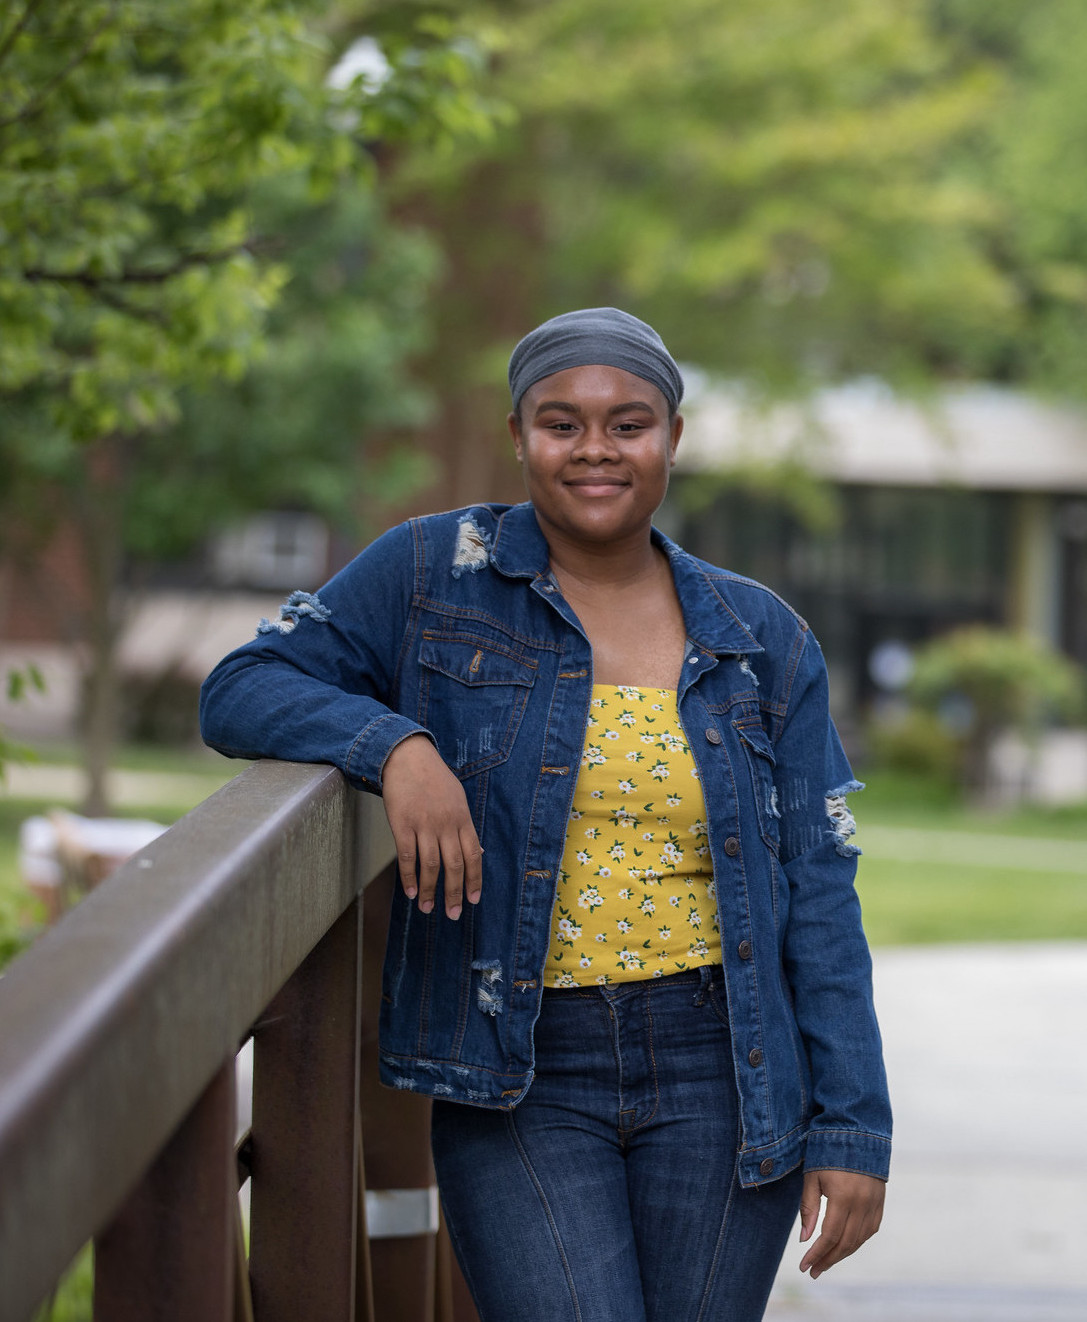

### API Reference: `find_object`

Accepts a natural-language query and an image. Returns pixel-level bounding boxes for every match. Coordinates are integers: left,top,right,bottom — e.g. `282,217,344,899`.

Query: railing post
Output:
93,1058,237,1322
248,894,364,1321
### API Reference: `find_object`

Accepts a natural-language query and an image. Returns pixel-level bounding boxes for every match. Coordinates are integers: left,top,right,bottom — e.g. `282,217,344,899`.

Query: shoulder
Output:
665,538,810,637
351,504,514,573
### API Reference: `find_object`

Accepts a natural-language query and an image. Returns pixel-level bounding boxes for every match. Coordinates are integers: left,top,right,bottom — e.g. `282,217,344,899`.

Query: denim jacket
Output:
200,502,891,1187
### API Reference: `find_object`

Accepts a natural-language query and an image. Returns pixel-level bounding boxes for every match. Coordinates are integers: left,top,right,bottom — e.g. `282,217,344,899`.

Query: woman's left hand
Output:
798,1169,885,1279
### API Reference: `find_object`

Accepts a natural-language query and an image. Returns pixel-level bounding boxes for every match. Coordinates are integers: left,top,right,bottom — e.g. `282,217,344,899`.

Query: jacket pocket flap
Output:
419,634,537,687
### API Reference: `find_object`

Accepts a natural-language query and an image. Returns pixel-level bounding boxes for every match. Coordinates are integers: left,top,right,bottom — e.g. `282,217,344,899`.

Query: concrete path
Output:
767,942,1087,1320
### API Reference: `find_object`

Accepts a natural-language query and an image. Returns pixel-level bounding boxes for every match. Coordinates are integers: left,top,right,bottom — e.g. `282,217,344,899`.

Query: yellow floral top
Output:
544,685,721,987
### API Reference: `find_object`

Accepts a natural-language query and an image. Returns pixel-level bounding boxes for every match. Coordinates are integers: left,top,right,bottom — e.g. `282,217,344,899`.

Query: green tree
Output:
909,625,1084,802
351,0,1087,518
355,0,1019,508
0,0,496,808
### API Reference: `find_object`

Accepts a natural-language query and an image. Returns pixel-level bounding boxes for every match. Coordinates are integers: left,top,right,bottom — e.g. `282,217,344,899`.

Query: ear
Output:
508,411,524,463
668,413,684,467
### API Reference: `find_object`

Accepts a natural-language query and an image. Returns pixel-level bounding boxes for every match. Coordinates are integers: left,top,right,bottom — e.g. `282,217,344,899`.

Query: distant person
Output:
201,307,890,1321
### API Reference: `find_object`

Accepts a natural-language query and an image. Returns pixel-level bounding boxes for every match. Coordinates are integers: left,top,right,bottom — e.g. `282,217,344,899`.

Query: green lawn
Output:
1,761,1085,963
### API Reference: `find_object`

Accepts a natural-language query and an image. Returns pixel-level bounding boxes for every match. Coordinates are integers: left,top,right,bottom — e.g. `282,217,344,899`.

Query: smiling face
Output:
508,363,683,555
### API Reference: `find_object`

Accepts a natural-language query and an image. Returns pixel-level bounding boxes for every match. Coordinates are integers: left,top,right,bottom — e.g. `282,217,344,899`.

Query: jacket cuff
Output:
804,1128,891,1181
345,713,435,790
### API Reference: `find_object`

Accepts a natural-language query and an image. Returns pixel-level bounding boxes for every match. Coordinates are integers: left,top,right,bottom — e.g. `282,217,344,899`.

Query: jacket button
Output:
748,1048,764,1067
759,1158,775,1176
723,837,740,857
737,939,753,960
705,727,722,744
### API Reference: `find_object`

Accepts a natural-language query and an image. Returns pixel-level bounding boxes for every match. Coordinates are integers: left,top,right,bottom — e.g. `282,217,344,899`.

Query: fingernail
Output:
405,886,418,900
420,898,434,914
468,890,482,904
448,905,462,921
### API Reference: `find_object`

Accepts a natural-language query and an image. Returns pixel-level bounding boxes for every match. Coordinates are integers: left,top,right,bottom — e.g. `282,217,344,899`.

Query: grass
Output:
853,768,1087,945
1,759,1085,965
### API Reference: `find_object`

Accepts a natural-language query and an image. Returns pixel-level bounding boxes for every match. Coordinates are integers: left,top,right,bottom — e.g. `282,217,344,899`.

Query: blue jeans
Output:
431,966,803,1322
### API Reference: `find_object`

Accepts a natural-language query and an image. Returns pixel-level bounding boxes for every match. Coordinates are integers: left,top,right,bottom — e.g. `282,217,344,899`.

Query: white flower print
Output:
579,955,593,968
578,886,604,911
642,831,655,842
666,795,682,807
595,932,607,942
618,779,636,794
658,926,672,940
591,696,605,708
554,971,578,988
691,818,708,838
639,897,656,915
570,809,583,820
640,733,656,745
618,886,633,900
596,974,611,985
616,918,633,934
661,841,683,866
688,907,702,928
610,807,639,829
576,849,591,865
595,865,612,878
618,710,637,728
648,761,670,781
609,843,626,862
604,729,620,741
591,788,604,799
585,827,599,839
617,949,645,971
625,750,643,762
557,917,582,941
669,895,681,907
617,686,642,701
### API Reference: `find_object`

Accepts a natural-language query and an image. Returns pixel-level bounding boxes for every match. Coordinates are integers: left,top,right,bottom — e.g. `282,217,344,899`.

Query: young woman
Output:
201,308,890,1322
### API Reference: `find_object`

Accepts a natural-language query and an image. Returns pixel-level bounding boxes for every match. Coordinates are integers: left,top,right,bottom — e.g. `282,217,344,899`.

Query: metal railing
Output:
0,760,472,1322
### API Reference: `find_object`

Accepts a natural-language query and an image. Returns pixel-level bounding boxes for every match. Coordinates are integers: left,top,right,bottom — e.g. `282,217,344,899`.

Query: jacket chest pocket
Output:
418,632,538,778
733,718,781,852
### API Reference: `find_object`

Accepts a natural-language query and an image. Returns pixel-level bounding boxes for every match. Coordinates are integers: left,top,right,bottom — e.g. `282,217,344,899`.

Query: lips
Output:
565,474,628,493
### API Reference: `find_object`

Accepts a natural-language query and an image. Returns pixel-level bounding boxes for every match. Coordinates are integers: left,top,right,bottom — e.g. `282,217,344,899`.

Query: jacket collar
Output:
490,503,763,657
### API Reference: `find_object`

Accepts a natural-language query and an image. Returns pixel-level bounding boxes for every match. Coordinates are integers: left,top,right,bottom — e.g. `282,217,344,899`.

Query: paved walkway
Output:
766,942,1087,1320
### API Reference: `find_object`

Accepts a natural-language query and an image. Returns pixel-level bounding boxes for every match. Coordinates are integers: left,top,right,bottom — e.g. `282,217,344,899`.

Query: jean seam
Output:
505,1110,584,1322
694,1168,737,1322
625,989,661,1135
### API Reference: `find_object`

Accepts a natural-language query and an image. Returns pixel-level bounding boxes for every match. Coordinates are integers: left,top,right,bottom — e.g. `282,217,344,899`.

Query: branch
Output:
94,285,169,327
22,242,258,287
0,0,44,76
0,1,120,132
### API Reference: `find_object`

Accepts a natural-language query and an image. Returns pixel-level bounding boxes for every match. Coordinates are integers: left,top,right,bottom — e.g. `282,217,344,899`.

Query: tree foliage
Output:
0,0,495,440
0,0,499,802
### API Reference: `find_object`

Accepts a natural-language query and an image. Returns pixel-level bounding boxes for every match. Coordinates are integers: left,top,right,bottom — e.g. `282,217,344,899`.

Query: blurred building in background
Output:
669,381,1087,713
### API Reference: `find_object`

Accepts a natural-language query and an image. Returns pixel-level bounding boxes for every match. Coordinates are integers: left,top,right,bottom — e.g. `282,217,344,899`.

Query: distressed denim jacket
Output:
200,502,891,1188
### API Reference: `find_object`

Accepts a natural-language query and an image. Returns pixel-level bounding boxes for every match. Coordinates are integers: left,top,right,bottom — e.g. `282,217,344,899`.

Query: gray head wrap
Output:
508,307,684,414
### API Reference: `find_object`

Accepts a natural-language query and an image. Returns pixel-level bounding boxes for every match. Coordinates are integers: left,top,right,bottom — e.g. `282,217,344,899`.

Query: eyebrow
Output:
532,399,658,417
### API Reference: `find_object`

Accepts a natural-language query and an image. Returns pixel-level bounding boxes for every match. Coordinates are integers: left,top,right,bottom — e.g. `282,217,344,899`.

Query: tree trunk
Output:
76,440,128,817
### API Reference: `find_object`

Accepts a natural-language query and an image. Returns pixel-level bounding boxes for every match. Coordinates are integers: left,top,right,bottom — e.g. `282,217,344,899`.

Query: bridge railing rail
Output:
0,759,460,1322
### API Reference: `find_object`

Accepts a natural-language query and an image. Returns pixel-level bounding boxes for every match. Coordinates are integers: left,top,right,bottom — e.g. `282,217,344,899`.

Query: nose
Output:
571,420,618,462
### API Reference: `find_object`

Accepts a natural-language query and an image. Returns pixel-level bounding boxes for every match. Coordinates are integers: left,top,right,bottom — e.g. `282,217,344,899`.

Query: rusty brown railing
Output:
0,760,474,1322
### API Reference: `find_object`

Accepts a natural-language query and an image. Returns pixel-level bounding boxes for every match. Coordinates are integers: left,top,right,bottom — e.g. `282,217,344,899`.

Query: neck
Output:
543,525,664,592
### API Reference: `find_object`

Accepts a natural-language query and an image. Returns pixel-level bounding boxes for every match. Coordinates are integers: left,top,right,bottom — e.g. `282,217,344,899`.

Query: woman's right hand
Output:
381,734,483,920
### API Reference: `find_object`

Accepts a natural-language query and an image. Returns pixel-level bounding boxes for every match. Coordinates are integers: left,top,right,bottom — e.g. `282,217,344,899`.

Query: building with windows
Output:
666,381,1087,720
